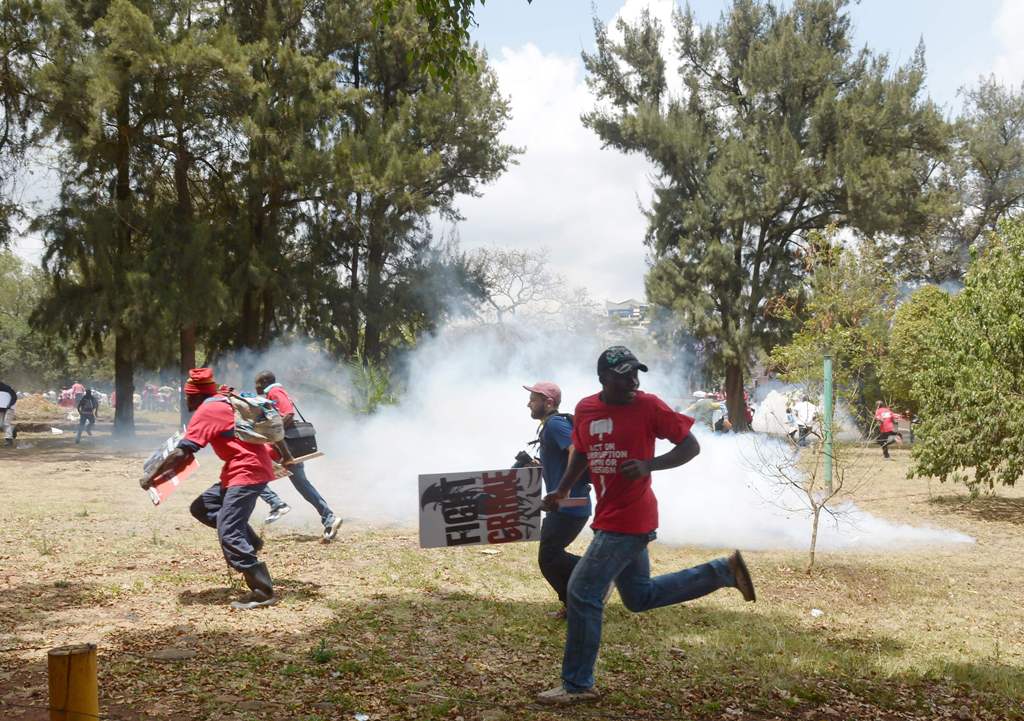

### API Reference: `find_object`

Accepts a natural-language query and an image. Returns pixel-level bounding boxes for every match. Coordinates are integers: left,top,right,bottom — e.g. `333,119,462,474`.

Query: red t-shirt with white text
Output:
184,396,275,488
571,391,694,534
875,406,898,434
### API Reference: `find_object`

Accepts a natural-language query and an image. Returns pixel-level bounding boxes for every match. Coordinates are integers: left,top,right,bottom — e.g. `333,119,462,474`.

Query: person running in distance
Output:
75,388,99,443
874,400,903,460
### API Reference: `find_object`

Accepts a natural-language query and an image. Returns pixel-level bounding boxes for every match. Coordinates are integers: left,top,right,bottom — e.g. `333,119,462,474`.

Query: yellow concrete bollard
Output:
47,643,99,721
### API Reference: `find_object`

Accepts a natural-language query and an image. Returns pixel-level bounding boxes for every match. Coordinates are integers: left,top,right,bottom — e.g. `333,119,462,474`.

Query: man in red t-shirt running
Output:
536,346,757,705
874,400,903,460
142,368,279,610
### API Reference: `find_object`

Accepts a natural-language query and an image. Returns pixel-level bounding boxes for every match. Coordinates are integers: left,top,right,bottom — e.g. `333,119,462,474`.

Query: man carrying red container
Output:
142,368,279,610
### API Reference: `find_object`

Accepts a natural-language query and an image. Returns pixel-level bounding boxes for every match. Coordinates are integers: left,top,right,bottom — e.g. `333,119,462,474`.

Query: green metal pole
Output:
823,353,834,494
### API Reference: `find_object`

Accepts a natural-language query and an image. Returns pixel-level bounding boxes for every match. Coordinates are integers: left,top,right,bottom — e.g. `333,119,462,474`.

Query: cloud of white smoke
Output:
222,321,973,552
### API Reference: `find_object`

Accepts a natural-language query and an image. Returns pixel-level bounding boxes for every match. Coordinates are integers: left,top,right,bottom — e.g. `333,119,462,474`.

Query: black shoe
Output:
727,550,757,602
231,562,278,610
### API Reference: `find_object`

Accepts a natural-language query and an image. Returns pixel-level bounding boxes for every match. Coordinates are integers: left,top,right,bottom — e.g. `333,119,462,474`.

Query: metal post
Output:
823,353,834,494
47,643,99,721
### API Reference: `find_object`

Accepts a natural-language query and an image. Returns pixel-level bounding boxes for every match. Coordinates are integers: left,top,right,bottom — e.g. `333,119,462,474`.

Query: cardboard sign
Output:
418,467,543,548
142,429,200,506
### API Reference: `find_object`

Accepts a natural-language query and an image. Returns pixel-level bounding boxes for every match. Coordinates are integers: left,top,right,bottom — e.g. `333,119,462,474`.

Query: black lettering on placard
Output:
484,471,523,543
440,476,481,545
446,523,481,546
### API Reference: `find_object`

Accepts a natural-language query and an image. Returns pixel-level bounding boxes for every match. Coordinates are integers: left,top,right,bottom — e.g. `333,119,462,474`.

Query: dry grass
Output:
0,435,1022,721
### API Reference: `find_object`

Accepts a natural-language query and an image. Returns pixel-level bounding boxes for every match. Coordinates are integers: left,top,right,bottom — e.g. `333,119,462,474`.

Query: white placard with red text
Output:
418,467,543,548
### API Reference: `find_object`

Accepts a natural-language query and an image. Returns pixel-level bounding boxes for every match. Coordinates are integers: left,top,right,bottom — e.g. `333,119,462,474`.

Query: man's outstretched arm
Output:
621,434,700,480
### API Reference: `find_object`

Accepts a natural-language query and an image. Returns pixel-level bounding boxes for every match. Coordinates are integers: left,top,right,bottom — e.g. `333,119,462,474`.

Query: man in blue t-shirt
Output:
524,381,592,619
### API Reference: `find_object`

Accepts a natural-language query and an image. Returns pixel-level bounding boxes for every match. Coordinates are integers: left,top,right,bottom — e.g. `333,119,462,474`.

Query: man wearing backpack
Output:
536,347,756,705
141,368,279,610
75,388,99,443
254,371,343,543
524,382,592,620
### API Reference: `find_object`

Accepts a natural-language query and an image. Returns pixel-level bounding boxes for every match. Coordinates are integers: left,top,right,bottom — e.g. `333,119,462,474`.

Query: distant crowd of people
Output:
0,378,187,448
681,389,755,433
15,381,181,413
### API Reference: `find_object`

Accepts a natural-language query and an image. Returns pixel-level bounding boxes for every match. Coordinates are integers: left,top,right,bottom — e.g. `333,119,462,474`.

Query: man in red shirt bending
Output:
142,368,279,610
537,346,757,705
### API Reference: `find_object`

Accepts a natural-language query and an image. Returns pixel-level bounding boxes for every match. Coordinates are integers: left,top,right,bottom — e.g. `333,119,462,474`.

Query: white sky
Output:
454,0,1023,302
11,0,1024,303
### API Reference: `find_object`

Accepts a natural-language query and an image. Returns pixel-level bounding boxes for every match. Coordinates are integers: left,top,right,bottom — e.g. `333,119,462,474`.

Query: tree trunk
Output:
348,193,362,359
725,361,748,431
260,287,274,349
807,503,821,574
113,79,134,437
179,325,195,425
113,330,135,436
362,204,386,363
240,287,259,349
174,123,195,426
348,48,363,360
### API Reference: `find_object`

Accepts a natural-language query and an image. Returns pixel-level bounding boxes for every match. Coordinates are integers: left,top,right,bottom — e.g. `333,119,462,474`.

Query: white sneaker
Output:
264,504,291,524
536,685,599,705
322,517,343,543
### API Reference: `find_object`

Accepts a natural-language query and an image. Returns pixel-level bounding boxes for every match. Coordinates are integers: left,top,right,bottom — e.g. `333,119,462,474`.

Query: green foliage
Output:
373,0,532,81
0,0,57,244
910,219,1024,488
769,231,896,427
308,638,336,664
880,284,952,415
0,249,112,388
13,0,514,429
890,77,1024,282
583,0,948,427
346,354,398,414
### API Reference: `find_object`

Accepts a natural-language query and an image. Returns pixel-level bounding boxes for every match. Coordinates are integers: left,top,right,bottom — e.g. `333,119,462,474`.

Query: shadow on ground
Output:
4,590,1021,721
929,494,1024,526
178,579,322,606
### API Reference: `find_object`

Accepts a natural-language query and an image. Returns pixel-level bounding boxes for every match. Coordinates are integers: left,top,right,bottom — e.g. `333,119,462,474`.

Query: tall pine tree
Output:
583,0,947,428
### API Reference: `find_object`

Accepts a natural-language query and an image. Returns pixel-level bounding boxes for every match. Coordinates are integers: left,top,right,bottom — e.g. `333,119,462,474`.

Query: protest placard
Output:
418,467,543,548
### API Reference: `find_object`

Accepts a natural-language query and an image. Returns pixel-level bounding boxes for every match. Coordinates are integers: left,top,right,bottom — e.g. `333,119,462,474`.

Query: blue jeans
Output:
76,414,95,441
538,512,588,604
561,530,736,692
189,483,267,571
258,463,335,528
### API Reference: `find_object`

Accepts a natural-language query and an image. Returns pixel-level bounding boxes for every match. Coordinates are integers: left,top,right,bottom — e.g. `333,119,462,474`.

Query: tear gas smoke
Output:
217,323,973,552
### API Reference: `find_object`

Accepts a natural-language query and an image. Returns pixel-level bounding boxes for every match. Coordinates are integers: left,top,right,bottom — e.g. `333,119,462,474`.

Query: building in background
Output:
605,298,648,324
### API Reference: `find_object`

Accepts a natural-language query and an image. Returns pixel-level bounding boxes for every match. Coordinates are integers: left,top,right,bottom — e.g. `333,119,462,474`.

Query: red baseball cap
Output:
523,381,561,407
184,368,218,396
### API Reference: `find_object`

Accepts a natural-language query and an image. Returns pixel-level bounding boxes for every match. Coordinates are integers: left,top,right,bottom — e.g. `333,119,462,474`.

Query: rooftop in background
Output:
605,298,648,323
